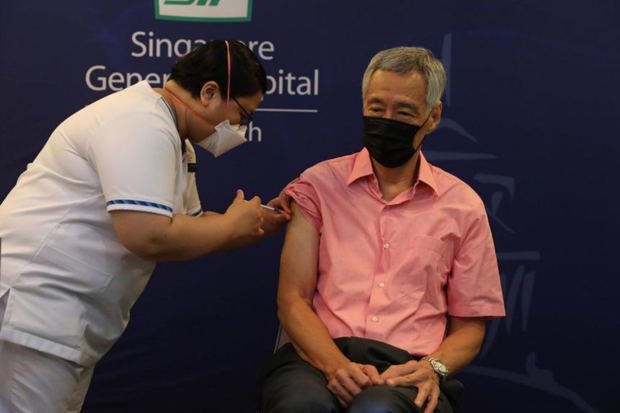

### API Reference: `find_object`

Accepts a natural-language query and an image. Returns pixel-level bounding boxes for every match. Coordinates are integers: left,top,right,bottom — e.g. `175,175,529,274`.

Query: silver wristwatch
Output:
422,356,449,385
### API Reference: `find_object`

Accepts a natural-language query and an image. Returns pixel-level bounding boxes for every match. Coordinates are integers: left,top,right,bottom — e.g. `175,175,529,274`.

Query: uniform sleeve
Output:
448,201,506,318
89,111,180,218
284,173,322,232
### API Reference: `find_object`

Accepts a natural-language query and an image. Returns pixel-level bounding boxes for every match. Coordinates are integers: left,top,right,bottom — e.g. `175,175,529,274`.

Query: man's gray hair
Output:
362,47,447,111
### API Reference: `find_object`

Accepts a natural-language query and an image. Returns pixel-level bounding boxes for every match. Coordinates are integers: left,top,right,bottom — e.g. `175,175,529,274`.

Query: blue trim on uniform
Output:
107,199,173,213
190,209,203,217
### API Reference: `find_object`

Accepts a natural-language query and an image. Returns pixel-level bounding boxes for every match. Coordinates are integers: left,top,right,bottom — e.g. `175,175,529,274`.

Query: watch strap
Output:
421,356,449,385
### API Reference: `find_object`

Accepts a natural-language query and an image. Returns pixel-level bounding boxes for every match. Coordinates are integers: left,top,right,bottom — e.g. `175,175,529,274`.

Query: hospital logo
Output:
155,0,252,22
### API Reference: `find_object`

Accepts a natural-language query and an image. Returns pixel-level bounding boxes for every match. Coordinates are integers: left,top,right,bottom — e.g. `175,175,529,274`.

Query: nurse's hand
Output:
224,190,264,246
261,197,290,236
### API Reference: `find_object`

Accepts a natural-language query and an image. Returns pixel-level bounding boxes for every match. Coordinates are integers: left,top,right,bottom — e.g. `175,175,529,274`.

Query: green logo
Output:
155,0,252,22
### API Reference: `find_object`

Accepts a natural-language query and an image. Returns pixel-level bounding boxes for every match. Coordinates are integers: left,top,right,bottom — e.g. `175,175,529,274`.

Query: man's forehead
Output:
366,95,418,109
366,70,426,103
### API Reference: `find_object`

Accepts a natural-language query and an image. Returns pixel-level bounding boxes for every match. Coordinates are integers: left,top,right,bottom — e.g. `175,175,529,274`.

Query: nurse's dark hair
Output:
170,39,267,99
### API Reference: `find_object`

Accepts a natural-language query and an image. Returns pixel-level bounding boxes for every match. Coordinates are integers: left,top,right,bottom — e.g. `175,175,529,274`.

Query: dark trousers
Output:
258,337,459,413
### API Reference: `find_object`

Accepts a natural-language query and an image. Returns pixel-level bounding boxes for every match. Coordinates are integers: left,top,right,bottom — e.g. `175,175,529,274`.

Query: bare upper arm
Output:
277,201,320,306
110,210,172,260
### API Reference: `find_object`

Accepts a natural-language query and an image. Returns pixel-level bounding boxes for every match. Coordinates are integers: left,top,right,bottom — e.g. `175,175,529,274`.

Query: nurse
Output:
0,40,286,412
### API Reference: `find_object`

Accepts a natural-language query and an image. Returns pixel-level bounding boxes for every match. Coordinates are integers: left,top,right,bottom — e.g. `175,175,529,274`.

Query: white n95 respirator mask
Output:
196,121,247,157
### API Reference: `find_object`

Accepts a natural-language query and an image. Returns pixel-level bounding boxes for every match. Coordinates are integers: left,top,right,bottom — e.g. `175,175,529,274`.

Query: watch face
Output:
431,359,448,375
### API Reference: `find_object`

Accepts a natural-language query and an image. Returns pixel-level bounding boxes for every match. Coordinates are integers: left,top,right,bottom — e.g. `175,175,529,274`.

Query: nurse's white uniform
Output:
0,81,201,412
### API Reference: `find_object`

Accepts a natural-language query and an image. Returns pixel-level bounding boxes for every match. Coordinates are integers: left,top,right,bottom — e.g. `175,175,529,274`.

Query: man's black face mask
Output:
362,113,432,168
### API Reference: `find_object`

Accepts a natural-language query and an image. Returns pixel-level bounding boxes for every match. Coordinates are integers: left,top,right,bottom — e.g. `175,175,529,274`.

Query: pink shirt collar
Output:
346,148,439,196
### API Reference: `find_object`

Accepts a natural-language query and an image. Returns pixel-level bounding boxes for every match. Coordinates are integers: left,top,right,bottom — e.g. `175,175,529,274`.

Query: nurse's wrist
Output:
209,214,243,252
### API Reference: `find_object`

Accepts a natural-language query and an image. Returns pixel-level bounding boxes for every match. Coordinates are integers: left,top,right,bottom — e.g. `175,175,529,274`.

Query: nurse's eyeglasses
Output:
232,97,254,127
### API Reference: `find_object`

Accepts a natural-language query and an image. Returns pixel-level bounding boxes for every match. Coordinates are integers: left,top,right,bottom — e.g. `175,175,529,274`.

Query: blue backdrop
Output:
0,1,617,412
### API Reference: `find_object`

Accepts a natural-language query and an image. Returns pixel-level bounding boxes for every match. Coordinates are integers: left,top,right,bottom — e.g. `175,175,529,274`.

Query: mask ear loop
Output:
167,90,216,126
413,108,436,152
421,108,434,127
168,41,232,128
224,40,231,121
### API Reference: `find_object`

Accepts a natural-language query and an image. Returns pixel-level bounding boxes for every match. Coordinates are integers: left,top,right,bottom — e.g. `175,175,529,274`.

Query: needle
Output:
243,200,284,214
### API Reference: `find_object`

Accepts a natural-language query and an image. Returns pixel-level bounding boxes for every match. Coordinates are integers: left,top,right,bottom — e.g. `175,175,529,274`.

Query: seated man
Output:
259,47,505,413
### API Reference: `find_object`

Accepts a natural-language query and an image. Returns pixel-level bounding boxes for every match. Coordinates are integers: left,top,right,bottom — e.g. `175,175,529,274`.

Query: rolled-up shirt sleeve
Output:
448,201,506,318
284,174,323,232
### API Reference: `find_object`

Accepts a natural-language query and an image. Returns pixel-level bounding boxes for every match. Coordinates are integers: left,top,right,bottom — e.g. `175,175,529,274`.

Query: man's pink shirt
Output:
285,149,505,356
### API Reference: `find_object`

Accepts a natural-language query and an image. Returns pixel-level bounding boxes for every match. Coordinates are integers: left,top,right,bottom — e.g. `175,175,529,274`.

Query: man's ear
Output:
200,81,220,107
426,102,443,134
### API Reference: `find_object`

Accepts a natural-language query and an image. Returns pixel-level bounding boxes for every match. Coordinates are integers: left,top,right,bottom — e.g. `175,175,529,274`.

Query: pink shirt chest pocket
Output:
391,235,450,302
